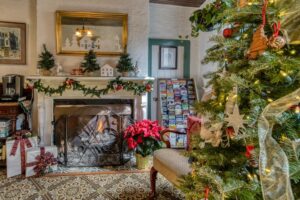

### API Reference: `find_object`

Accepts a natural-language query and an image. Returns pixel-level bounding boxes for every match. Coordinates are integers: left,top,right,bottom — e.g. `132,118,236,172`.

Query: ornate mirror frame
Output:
56,11,128,56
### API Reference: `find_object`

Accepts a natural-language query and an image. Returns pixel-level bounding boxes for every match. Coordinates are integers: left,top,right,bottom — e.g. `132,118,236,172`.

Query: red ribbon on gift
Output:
26,147,57,176
9,131,33,174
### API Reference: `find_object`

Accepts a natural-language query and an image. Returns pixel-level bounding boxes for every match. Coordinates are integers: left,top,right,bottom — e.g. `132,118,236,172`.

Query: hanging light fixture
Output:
75,18,92,37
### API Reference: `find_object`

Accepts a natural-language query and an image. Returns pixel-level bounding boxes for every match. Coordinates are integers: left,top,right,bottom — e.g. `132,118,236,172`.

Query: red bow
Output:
26,147,57,176
245,145,255,158
10,131,33,174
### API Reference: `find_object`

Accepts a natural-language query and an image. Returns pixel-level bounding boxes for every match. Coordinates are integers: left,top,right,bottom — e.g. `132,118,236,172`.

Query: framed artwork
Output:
0,21,26,65
159,46,178,70
56,11,128,56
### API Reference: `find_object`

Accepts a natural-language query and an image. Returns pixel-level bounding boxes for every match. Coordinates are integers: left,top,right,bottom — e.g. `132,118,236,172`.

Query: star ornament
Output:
224,103,246,135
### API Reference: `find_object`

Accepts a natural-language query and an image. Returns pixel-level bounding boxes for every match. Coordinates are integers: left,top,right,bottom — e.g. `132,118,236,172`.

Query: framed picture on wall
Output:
159,46,177,70
0,21,26,64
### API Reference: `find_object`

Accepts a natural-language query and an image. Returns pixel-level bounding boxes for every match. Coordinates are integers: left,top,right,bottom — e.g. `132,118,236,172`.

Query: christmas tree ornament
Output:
268,22,286,49
238,0,248,8
225,87,238,115
223,28,233,38
268,35,286,49
226,127,235,138
224,103,246,134
246,0,268,59
246,25,268,59
200,119,223,147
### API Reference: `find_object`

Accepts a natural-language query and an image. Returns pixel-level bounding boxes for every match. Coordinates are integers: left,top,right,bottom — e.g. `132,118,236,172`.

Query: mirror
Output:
56,11,128,56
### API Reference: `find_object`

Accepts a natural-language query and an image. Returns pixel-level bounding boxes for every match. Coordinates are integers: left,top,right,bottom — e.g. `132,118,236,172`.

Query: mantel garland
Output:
33,77,153,97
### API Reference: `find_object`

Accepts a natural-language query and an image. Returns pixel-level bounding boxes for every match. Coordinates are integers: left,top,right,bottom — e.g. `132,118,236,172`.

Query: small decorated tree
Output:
116,53,134,76
38,44,55,71
81,50,100,73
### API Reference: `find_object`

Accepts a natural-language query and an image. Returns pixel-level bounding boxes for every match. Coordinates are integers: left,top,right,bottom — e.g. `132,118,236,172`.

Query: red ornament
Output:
204,187,210,200
223,28,233,38
116,84,123,91
145,84,152,92
226,127,235,138
65,79,74,86
245,145,255,158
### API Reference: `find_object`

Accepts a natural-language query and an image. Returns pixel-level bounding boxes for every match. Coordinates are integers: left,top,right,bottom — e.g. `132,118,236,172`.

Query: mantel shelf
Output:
26,75,155,82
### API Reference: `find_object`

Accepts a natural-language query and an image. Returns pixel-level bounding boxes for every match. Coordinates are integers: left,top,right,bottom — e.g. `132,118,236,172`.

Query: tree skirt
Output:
0,170,184,200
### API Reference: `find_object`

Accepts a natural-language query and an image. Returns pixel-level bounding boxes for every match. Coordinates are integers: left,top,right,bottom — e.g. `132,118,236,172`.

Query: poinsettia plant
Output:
124,120,163,157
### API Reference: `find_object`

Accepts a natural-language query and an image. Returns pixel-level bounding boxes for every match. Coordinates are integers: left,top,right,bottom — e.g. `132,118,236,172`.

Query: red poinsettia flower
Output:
124,120,163,157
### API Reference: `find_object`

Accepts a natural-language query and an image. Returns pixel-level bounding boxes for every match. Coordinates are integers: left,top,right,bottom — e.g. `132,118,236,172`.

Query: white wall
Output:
149,3,217,95
0,0,37,77
36,0,149,75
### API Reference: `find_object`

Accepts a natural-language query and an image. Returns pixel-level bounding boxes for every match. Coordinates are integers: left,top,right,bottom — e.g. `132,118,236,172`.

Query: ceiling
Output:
150,0,205,7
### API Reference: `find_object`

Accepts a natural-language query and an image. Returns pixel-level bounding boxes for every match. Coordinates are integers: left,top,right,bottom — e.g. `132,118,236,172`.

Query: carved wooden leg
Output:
150,167,158,199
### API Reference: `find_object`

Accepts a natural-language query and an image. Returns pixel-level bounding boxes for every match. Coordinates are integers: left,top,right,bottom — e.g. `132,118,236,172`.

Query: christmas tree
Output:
116,53,134,73
81,50,100,72
180,0,300,199
38,44,55,70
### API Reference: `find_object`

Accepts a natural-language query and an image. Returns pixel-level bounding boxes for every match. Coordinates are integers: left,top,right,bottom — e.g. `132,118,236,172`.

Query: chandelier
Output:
75,19,92,37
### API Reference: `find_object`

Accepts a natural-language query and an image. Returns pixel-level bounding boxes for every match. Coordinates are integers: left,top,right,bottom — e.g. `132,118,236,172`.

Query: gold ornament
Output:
268,35,286,49
238,0,248,8
246,25,268,59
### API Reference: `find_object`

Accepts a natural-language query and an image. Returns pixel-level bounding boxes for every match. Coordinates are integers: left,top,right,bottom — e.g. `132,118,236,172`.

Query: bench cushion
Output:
153,148,191,186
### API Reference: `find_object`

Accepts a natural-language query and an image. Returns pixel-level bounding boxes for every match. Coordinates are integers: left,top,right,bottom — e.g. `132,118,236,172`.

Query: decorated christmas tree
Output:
81,50,100,73
180,0,300,199
38,44,55,70
116,53,134,73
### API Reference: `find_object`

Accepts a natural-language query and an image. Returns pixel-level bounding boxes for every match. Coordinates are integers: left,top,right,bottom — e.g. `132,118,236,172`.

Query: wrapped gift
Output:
6,132,38,178
25,146,58,177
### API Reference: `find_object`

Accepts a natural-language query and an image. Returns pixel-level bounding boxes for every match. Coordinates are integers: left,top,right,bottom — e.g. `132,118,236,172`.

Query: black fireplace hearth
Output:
53,99,133,167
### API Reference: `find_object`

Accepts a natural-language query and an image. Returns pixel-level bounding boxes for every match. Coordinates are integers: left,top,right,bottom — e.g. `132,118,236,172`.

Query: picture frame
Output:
0,21,26,65
56,11,128,56
159,46,178,70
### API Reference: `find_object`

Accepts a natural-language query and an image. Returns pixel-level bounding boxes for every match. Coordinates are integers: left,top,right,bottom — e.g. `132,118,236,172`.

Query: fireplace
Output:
53,99,133,167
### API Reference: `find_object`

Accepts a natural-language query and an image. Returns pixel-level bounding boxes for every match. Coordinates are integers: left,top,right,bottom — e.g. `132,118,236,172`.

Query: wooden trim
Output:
150,0,205,7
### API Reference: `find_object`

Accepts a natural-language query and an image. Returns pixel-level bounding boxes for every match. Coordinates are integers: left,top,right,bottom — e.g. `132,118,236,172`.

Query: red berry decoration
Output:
223,28,233,38
226,127,235,138
145,84,152,92
116,84,123,91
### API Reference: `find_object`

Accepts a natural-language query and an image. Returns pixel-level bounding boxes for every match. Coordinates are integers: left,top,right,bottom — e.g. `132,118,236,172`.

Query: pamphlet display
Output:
158,79,198,148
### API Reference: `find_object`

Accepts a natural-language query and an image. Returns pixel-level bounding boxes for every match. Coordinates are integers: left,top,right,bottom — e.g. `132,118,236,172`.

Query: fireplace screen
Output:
54,99,133,167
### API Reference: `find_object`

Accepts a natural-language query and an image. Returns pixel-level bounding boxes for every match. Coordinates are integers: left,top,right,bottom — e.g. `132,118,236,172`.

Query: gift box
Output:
25,146,58,177
6,135,38,178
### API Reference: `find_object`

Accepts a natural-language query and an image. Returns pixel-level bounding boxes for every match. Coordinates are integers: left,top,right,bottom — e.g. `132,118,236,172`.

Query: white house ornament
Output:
100,64,114,77
224,103,246,134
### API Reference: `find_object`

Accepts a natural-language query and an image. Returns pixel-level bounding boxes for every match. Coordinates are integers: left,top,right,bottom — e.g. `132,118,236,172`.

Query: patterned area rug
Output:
0,170,185,200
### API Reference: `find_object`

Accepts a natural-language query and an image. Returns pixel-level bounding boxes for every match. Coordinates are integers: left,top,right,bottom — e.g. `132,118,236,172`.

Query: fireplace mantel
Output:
27,75,155,146
26,75,155,82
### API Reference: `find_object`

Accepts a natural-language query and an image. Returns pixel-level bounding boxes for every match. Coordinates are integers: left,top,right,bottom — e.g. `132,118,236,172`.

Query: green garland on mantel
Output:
33,77,153,97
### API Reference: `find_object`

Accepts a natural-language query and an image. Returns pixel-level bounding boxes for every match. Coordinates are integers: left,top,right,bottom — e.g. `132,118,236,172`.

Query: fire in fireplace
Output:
53,99,133,167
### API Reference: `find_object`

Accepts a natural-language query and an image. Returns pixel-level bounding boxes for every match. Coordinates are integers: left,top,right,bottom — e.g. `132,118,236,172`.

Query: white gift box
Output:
25,146,58,177
6,136,38,178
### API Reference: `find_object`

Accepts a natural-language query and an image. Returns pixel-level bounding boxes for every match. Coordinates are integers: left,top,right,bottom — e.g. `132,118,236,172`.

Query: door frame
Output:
148,38,191,119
